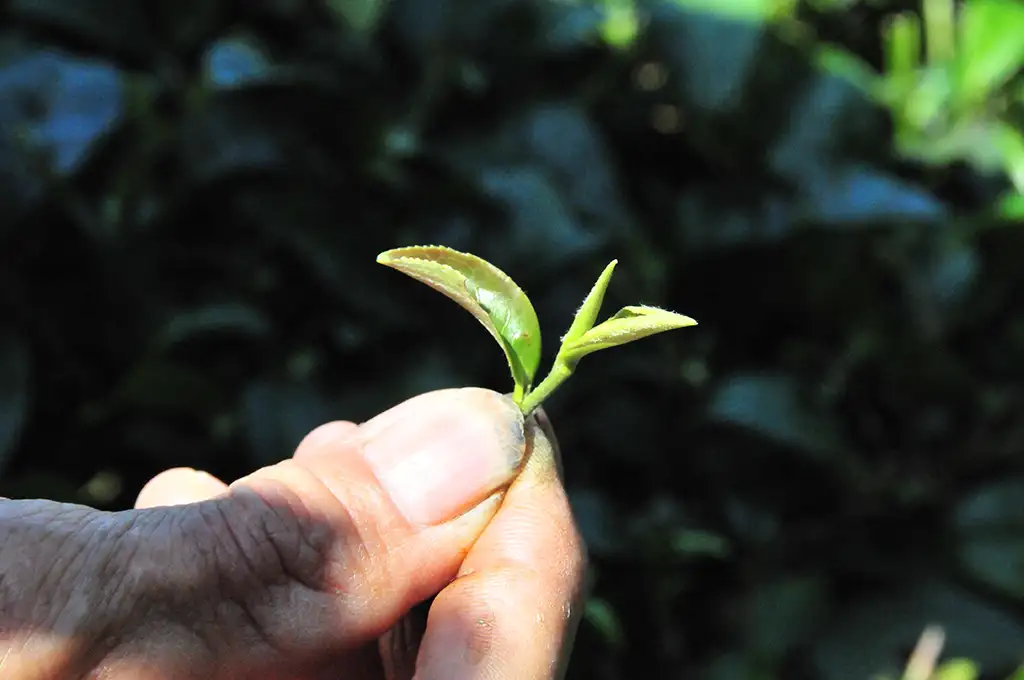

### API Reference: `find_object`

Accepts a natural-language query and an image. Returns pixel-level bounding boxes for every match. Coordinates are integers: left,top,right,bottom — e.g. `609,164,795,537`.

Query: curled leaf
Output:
377,246,542,395
562,260,617,346
560,305,697,365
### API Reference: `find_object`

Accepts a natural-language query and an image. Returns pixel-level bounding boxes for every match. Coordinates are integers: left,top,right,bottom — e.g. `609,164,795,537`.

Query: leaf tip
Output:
376,250,395,265
660,309,698,328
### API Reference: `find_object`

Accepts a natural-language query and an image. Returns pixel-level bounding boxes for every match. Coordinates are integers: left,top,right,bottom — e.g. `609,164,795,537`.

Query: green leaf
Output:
922,0,955,64
932,659,980,680
883,13,922,88
600,0,639,49
814,44,881,96
996,191,1024,218
956,0,1024,104
667,0,797,22
561,260,617,346
583,597,625,649
993,121,1024,193
560,305,697,365
1006,665,1024,680
377,246,542,397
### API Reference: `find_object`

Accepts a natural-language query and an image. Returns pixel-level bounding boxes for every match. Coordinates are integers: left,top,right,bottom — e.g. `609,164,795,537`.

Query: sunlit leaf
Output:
667,0,797,22
600,0,639,49
560,305,697,365
377,246,542,395
883,13,922,86
993,122,1024,192
814,44,880,96
957,0,1024,104
561,260,617,346
922,0,955,64
997,191,1024,218
932,659,980,680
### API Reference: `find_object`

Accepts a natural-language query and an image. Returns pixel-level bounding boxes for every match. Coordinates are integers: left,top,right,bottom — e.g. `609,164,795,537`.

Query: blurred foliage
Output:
2,0,1024,678
879,625,1023,680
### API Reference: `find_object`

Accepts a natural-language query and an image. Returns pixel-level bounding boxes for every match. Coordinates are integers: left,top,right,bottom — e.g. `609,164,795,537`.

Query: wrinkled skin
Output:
0,389,586,680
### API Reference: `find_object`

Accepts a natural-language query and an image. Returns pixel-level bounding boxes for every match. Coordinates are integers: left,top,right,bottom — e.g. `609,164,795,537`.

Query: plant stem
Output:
519,359,574,415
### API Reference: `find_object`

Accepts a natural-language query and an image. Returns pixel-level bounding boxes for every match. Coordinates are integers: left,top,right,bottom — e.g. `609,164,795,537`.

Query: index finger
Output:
412,408,588,679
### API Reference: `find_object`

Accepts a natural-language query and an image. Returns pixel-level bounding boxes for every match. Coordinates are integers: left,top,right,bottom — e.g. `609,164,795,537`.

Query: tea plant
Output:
377,246,698,415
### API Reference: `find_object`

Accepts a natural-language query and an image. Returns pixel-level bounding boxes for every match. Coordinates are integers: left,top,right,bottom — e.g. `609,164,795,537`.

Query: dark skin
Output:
0,388,587,679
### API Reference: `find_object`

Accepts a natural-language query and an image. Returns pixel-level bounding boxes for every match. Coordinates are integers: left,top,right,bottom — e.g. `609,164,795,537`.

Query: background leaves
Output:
0,332,30,471
2,0,1024,678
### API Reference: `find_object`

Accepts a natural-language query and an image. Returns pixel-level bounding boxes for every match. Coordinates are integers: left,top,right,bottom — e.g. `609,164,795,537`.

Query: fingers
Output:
135,420,362,509
414,409,587,680
174,387,527,663
135,468,230,507
292,421,361,461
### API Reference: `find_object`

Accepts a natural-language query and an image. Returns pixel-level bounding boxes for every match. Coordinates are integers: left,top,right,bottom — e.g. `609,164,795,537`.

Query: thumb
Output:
137,387,526,676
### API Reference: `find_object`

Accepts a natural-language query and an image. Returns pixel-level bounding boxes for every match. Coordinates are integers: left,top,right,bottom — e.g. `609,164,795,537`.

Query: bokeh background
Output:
3,0,1024,677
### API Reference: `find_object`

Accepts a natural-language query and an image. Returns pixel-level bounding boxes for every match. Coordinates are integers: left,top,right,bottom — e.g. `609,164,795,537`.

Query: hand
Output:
0,388,586,679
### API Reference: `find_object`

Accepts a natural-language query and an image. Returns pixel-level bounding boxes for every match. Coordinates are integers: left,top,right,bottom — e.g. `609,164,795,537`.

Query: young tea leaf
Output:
931,659,980,680
376,246,542,396
561,260,617,346
560,305,697,365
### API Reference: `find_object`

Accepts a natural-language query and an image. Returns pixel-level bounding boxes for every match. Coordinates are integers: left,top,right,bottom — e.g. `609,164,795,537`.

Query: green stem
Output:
518,359,574,416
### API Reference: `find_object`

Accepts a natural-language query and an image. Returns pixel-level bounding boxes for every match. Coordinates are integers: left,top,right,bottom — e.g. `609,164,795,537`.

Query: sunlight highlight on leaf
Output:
377,246,542,398
562,260,617,346
561,305,697,365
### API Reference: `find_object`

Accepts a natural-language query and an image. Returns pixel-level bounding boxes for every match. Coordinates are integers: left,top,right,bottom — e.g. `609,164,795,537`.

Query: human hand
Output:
0,388,586,679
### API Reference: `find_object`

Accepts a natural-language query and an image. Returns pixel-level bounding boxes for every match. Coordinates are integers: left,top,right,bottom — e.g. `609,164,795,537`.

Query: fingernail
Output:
531,407,563,480
359,388,526,525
